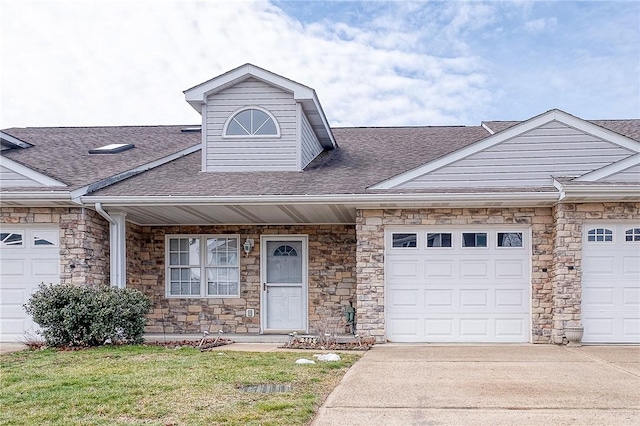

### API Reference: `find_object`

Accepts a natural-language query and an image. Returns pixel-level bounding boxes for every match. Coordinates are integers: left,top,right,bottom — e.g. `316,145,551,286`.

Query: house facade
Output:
1,64,639,344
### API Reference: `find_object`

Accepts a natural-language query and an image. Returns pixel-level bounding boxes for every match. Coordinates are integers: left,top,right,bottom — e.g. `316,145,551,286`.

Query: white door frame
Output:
260,235,309,334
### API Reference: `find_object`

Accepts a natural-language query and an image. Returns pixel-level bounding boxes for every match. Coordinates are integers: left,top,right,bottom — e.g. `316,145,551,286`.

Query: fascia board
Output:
0,191,73,204
560,185,640,201
184,64,315,111
81,191,559,207
370,109,640,190
0,156,67,187
0,131,32,148
70,144,202,201
574,153,640,182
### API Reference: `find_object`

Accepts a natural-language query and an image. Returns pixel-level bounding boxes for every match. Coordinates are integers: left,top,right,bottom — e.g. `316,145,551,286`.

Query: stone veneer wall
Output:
0,207,110,287
550,202,640,344
126,224,356,334
355,208,555,343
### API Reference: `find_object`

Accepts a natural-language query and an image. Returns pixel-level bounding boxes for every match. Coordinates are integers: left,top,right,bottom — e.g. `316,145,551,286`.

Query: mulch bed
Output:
146,338,235,351
282,337,375,351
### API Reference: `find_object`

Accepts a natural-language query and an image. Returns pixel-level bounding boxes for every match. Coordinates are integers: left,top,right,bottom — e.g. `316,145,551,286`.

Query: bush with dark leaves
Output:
24,283,150,347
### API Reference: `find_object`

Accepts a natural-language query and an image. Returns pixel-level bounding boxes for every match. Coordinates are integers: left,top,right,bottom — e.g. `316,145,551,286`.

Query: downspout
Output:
95,203,126,288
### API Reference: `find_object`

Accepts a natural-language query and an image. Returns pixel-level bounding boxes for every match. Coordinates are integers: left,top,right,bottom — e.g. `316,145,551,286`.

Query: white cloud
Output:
0,0,637,129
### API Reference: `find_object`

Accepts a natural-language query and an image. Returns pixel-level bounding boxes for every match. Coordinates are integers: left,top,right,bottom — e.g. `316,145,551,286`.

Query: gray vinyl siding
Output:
300,111,323,168
398,121,636,189
600,165,640,183
205,78,298,172
0,165,43,187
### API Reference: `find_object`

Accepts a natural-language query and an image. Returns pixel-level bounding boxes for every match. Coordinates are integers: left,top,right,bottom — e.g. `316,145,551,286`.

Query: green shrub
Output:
24,284,150,347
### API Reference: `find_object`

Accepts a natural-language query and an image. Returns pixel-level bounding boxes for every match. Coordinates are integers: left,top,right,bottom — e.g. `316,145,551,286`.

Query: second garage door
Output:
0,226,60,342
385,227,530,343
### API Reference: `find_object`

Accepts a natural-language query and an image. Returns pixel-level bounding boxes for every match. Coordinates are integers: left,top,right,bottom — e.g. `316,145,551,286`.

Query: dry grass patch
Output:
0,345,359,425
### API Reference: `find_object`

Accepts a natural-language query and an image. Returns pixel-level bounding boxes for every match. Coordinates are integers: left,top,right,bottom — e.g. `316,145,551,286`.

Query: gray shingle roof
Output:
2,118,639,196
90,126,491,196
1,126,201,191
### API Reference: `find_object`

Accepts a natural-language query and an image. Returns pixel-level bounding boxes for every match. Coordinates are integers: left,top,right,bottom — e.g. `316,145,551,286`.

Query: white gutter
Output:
82,191,561,206
95,203,127,289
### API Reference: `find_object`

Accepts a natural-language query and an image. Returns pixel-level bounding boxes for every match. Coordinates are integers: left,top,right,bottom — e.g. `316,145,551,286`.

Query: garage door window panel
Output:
32,230,59,247
427,233,452,248
587,228,613,243
625,228,640,242
462,232,487,248
497,232,523,248
1,232,24,247
392,233,417,248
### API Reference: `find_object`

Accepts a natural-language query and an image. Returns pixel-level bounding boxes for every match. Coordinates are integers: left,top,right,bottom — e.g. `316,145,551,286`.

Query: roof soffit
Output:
371,109,640,190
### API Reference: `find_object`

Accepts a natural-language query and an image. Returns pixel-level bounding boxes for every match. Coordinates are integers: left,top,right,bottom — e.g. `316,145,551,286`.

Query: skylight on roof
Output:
88,143,135,154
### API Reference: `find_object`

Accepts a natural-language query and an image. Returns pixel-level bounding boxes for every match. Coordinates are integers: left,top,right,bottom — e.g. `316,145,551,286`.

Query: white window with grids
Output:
166,235,240,298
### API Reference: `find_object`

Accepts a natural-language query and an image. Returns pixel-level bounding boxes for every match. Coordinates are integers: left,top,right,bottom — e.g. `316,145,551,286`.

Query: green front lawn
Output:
0,345,359,425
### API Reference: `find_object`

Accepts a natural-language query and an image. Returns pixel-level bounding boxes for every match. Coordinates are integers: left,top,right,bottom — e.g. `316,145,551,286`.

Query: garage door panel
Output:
623,287,640,306
424,318,454,336
0,259,26,276
389,260,420,279
583,287,615,306
389,318,419,337
459,260,489,278
495,318,526,336
460,318,489,336
495,259,526,277
622,317,640,338
425,260,454,277
622,256,640,274
460,289,488,307
583,256,615,274
389,289,420,307
425,289,452,306
495,289,525,307
32,258,59,276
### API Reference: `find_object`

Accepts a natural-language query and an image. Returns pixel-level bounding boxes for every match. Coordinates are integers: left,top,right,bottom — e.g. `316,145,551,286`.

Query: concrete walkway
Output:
312,344,640,426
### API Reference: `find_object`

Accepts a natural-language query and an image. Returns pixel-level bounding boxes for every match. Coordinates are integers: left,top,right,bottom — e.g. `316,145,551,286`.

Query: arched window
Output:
587,228,613,242
625,228,640,242
273,244,298,256
223,107,280,137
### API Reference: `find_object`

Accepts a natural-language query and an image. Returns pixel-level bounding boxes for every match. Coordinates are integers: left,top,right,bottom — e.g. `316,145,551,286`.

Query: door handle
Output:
263,283,266,292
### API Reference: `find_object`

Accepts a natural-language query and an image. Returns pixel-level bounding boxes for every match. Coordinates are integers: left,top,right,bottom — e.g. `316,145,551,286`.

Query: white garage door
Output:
0,226,60,342
386,227,530,343
582,223,640,343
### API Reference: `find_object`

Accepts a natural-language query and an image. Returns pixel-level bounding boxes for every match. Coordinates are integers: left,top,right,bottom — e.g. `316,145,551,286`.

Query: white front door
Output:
582,223,640,343
0,225,60,342
260,235,308,333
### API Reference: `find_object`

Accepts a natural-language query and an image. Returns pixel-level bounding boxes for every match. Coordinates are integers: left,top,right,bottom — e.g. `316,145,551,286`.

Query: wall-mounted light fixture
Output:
243,238,254,256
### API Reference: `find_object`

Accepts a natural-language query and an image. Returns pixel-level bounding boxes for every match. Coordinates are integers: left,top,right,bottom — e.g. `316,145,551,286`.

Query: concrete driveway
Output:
312,344,640,425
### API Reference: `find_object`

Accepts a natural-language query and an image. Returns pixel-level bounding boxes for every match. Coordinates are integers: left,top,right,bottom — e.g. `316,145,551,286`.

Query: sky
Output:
1,0,638,129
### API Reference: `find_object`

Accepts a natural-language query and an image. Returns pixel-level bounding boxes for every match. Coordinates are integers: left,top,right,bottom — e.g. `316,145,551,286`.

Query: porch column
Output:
95,203,127,288
110,211,127,288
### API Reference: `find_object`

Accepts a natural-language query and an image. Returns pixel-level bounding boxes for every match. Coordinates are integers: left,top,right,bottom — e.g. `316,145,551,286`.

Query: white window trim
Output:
585,227,615,244
222,106,281,138
165,234,240,298
390,232,419,249
426,231,454,249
